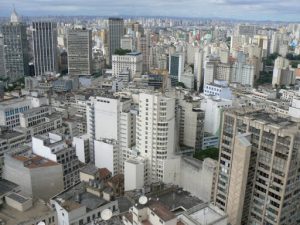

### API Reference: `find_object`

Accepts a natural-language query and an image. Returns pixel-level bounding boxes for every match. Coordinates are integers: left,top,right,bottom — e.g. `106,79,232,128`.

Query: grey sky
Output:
1,0,299,21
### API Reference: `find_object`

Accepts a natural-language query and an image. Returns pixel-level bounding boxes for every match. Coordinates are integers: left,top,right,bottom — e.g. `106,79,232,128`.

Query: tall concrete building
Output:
137,93,176,184
67,28,92,76
108,18,124,65
32,21,58,76
169,53,184,86
137,33,151,73
214,107,300,225
272,57,295,88
86,95,136,173
1,9,29,82
0,35,5,79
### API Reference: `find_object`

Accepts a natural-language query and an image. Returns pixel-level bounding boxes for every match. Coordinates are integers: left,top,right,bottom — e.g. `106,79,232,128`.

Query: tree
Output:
114,48,131,55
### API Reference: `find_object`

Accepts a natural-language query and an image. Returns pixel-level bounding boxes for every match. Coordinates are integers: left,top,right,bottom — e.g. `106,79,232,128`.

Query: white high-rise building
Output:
112,52,143,79
67,28,92,76
194,49,204,92
86,95,136,173
136,93,176,184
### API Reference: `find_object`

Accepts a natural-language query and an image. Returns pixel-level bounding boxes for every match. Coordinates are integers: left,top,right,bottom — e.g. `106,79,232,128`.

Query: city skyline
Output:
1,0,300,22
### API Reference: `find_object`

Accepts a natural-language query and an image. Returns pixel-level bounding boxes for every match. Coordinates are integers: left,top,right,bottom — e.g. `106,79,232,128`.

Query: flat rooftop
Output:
184,204,227,225
0,179,18,197
0,199,54,225
13,155,59,169
7,193,28,204
0,130,24,140
54,182,108,212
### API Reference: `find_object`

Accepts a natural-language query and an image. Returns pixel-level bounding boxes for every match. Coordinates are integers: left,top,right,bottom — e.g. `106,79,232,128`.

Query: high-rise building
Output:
108,18,124,65
272,57,295,87
32,21,58,76
0,35,5,78
86,95,136,173
137,33,151,73
194,49,204,92
137,93,176,184
1,8,29,82
67,28,92,76
112,52,143,79
169,53,184,85
214,107,300,225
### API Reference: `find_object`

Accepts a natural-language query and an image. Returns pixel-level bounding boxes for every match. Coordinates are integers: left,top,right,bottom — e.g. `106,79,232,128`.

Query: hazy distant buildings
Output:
32,21,58,76
108,18,124,65
67,28,92,76
1,9,29,82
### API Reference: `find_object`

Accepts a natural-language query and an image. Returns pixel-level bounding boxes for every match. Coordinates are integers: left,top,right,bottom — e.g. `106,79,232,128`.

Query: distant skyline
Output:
1,0,300,22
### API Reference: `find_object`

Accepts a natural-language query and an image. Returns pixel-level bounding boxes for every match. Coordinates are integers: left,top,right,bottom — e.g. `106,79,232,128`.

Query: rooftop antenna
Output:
138,196,148,205
101,208,112,221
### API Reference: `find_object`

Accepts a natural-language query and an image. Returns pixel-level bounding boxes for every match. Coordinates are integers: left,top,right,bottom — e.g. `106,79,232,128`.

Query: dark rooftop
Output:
0,179,18,196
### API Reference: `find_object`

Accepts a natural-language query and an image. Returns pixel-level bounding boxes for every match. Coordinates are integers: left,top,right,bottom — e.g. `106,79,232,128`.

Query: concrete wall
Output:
163,156,217,202
3,155,33,197
124,159,144,191
94,140,115,174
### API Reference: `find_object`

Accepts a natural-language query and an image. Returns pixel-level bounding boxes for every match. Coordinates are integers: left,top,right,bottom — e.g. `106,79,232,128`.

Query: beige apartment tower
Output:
214,107,300,225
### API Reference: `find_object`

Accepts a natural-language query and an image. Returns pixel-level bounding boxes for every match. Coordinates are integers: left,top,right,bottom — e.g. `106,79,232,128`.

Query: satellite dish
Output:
37,222,46,225
101,209,112,221
139,196,148,205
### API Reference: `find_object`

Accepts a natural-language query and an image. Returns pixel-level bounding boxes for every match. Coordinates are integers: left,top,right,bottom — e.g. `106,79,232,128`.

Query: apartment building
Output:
214,107,300,225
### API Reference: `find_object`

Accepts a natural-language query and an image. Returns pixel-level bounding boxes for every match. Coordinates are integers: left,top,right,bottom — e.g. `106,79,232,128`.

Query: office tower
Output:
67,28,92,76
108,18,124,65
214,108,300,225
137,93,176,184
236,24,257,36
1,8,29,82
194,49,204,92
137,32,151,73
272,57,295,88
0,35,5,78
121,35,135,51
112,52,143,79
32,21,58,76
169,53,184,85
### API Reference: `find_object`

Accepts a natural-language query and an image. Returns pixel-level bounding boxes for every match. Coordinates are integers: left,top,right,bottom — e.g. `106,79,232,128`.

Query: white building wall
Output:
124,159,144,191
94,140,116,174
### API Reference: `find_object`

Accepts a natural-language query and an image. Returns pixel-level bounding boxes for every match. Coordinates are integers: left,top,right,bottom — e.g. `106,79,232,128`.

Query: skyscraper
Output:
67,27,92,76
214,107,300,225
32,21,58,76
0,35,5,79
108,18,124,65
169,53,184,86
137,93,176,184
1,8,29,82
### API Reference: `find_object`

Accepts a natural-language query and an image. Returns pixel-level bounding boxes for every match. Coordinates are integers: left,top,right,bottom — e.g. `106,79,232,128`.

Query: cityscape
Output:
0,1,300,225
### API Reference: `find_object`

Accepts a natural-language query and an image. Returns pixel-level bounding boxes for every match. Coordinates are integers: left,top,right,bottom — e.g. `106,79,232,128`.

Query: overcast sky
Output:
1,0,300,21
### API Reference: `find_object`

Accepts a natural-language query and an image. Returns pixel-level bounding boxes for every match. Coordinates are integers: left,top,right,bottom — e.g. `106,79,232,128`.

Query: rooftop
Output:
80,164,99,176
53,182,108,212
148,201,176,221
13,155,59,169
0,199,54,225
0,179,18,197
